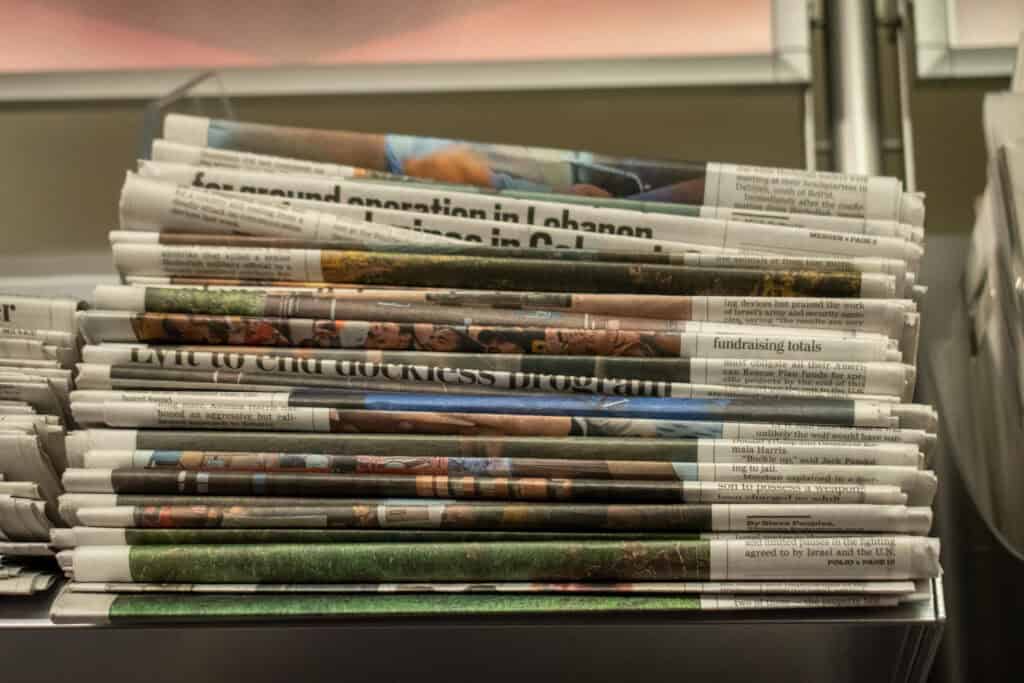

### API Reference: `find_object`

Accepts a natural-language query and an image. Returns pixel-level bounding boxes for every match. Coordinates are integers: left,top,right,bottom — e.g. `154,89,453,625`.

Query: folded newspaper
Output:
1,293,84,596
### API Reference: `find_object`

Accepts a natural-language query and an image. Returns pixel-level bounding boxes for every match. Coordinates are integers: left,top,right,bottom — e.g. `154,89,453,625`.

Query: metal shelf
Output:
916,233,1024,682
0,578,943,683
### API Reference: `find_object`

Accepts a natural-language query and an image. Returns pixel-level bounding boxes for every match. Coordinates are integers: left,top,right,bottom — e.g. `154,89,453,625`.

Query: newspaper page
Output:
105,234,913,295
80,344,912,397
120,174,461,247
80,439,923,470
63,420,935,466
62,469,908,505
109,240,894,299
162,113,925,226
67,462,930,504
150,137,922,239
112,284,917,339
67,535,939,582
0,294,82,334
67,388,901,427
66,577,918,595
89,498,930,529
78,311,903,362
49,591,913,623
134,161,924,267
73,364,904,403
91,286,905,348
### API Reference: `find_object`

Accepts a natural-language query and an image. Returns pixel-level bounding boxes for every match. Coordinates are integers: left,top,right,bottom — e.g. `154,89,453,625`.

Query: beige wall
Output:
910,78,1009,234
0,86,805,256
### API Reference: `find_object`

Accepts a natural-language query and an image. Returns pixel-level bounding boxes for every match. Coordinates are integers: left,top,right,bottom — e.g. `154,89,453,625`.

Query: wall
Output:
911,78,1010,233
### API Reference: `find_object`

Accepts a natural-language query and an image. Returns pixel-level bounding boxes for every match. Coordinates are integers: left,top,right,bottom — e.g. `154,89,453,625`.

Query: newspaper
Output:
0,412,62,426
79,400,899,432
52,527,734,547
61,469,908,505
48,591,911,623
121,177,728,258
71,501,933,534
110,240,895,299
56,494,448,526
151,138,923,240
64,423,935,470
66,578,918,595
80,441,923,471
107,285,918,340
135,161,924,268
67,388,903,427
0,358,62,369
79,346,912,398
73,366,905,403
94,285,904,344
73,459,930,504
116,196,919,285
57,526,918,547
0,493,52,540
89,287,896,351
0,568,56,595
63,457,932,504
0,541,53,557
71,442,924,479
73,363,903,404
50,494,927,528
0,294,82,334
66,535,939,582
76,372,581,399
76,387,935,433
0,416,67,472
0,337,72,364
113,213,914,296
161,113,925,226
0,378,67,417
119,174,461,247
0,433,62,519
0,400,35,414
0,481,41,498
0,327,76,347
889,404,938,432
151,138,393,181
1,368,72,396
78,312,903,362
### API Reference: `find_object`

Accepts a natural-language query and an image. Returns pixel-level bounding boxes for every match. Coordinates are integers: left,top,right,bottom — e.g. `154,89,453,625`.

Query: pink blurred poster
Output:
950,0,1024,49
0,0,808,98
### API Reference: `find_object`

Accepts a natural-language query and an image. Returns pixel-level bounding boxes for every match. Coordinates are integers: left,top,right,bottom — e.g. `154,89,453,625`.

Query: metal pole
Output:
894,1,918,191
827,0,882,175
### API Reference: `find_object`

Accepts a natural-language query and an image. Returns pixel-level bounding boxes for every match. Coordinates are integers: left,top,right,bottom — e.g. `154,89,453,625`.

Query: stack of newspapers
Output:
960,77,1024,550
0,295,81,595
51,114,940,623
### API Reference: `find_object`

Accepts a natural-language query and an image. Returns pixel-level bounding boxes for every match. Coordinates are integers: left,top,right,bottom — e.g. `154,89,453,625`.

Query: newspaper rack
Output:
0,69,947,683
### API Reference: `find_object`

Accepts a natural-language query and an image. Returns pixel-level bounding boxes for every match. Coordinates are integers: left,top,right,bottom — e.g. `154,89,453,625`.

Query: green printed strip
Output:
127,541,712,583
145,288,265,316
109,593,703,621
